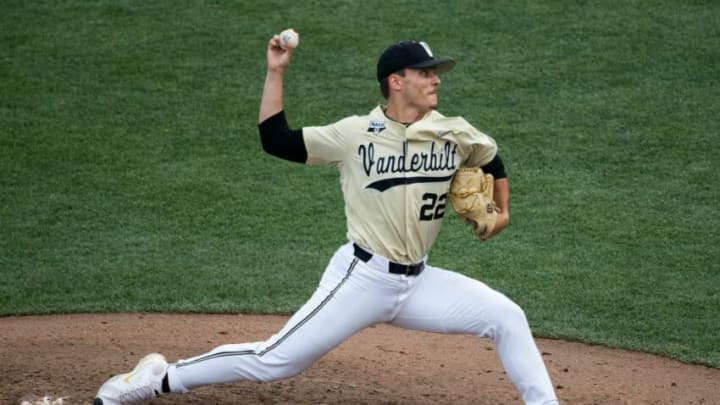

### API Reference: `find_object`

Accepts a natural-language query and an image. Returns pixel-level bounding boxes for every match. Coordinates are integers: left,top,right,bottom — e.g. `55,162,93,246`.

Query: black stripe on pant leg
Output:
176,258,361,368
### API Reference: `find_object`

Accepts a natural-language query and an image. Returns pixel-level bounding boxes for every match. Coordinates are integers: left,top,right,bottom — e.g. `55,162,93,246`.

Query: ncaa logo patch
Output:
367,120,386,134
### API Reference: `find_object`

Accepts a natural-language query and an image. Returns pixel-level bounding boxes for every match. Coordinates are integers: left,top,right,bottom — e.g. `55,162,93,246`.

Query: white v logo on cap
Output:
418,41,434,57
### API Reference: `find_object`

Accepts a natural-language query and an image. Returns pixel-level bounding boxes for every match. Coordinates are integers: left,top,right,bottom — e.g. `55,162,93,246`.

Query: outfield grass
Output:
1,1,718,367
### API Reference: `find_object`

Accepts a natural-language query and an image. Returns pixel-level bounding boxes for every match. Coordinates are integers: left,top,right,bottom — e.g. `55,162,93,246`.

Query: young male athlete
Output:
94,34,559,405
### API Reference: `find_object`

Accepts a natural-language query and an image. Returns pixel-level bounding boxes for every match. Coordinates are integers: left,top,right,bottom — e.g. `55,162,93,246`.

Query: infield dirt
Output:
2,314,718,404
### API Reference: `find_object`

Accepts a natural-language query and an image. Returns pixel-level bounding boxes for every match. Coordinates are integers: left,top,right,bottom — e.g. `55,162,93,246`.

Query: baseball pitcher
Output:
94,34,559,405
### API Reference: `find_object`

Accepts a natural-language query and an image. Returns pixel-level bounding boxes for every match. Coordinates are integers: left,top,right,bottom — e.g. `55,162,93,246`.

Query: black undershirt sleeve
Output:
480,154,507,179
258,110,307,163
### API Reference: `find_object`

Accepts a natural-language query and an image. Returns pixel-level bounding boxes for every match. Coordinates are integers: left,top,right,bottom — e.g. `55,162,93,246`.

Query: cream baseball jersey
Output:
303,106,497,263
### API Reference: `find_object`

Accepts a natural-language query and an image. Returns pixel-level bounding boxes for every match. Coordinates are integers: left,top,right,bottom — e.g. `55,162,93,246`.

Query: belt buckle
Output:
404,263,423,276
387,258,424,276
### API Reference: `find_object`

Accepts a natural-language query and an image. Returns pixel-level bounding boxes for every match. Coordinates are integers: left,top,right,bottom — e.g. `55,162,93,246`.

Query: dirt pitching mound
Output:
1,314,717,404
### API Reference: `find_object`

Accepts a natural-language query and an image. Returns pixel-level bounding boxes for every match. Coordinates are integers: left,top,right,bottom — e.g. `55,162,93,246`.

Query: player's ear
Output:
388,72,404,90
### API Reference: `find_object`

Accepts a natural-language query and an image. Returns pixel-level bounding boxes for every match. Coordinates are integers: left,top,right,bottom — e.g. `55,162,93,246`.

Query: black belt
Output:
352,243,425,276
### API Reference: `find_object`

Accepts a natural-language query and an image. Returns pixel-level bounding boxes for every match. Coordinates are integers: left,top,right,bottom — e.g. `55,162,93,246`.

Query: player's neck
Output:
384,104,431,125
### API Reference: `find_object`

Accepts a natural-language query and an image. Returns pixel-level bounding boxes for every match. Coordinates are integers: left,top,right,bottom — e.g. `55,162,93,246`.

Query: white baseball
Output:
279,29,299,50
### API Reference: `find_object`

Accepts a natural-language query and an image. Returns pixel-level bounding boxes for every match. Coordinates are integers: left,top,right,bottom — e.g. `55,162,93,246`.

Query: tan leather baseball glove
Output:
448,167,499,240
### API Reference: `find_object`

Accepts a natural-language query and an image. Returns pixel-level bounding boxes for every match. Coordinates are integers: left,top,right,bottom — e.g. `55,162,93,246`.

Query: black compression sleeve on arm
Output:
481,154,507,179
258,110,308,163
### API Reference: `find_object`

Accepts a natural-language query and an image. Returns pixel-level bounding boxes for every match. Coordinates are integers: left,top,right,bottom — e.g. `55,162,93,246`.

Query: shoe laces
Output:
117,366,163,403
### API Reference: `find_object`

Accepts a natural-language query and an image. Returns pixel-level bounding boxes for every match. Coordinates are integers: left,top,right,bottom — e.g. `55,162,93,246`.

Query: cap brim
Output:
408,58,456,74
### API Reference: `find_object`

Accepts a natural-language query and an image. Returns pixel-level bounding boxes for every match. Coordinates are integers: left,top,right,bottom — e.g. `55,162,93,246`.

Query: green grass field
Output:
2,1,718,368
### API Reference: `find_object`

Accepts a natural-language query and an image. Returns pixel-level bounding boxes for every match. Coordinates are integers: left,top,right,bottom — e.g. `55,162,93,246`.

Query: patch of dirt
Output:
1,314,718,404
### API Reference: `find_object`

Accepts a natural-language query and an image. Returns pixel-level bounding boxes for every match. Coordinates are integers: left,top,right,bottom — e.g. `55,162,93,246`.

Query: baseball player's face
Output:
399,68,441,112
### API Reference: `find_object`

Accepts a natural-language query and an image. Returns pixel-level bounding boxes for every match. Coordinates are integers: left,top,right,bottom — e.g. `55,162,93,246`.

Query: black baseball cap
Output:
376,40,455,82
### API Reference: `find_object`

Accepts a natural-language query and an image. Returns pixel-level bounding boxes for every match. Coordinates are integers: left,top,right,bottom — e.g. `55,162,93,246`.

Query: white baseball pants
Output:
166,242,558,405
